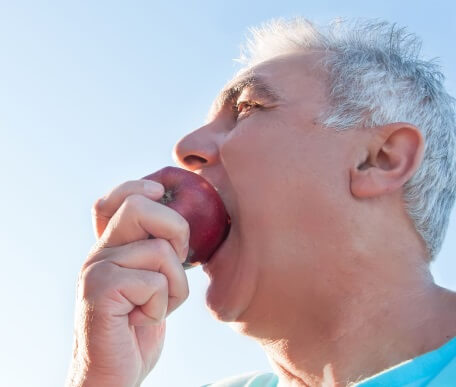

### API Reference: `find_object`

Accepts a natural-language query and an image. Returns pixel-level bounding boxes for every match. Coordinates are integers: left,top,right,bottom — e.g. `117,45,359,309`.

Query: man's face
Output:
173,52,363,327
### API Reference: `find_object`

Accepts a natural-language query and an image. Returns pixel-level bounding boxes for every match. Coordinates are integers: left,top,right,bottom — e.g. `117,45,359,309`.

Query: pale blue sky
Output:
0,1,455,386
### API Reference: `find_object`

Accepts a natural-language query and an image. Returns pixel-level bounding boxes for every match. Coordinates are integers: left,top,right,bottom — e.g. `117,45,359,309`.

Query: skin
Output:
172,51,456,385
67,51,456,386
66,181,190,387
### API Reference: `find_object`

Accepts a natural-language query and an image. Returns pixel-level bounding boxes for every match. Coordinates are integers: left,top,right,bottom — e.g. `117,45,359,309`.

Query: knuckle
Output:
182,281,190,301
85,243,110,264
154,238,174,257
79,261,101,286
81,251,100,275
154,272,169,292
179,270,190,300
123,193,145,212
79,261,116,298
91,197,105,216
177,215,190,238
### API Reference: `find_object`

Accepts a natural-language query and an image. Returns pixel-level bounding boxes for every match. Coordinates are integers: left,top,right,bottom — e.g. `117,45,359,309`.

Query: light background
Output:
0,1,455,386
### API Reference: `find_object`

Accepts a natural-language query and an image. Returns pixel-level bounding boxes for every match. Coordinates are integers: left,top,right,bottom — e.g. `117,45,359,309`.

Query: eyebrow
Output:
211,75,280,115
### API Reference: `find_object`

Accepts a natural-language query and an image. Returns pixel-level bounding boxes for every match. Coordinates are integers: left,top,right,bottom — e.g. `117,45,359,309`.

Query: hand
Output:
66,179,190,387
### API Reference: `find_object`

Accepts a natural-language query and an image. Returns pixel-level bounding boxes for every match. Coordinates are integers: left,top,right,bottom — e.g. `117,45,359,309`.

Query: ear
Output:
350,123,425,198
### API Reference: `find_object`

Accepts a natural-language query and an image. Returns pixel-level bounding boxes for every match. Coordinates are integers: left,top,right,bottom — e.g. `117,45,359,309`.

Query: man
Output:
66,18,456,386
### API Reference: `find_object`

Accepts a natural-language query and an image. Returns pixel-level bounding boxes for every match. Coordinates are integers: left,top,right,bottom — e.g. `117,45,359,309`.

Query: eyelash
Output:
233,100,261,119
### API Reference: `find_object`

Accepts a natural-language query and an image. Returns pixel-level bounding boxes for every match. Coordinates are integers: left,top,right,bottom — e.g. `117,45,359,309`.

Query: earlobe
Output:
350,123,425,199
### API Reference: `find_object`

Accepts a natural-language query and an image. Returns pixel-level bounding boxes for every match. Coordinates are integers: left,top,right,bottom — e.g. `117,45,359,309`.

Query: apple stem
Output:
160,189,174,205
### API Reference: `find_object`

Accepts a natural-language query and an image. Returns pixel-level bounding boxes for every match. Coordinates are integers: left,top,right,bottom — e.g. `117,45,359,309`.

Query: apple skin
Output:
142,166,231,269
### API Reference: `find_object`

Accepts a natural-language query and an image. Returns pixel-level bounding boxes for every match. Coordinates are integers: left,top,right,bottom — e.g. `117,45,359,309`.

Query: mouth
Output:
206,190,233,270
215,189,232,244
214,188,233,239
192,171,234,266
205,180,233,232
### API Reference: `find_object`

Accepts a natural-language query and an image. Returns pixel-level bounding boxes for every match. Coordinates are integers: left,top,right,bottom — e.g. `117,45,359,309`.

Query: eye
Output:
233,100,260,119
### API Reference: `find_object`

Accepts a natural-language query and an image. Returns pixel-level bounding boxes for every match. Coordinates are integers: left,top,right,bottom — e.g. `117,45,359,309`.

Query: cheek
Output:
220,117,290,184
221,120,351,247
221,117,331,198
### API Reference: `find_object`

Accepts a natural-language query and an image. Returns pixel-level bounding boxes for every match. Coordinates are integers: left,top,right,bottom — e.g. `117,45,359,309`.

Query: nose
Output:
172,125,221,171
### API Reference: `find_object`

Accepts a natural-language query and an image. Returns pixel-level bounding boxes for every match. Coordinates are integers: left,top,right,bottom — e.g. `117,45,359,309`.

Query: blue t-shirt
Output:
356,335,456,386
203,336,456,386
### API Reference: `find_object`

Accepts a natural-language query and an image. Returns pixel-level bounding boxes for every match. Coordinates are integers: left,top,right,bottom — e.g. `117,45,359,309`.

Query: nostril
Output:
183,155,208,168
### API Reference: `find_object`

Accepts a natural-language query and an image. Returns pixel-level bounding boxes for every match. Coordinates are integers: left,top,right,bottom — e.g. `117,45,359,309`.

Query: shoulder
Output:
202,371,278,387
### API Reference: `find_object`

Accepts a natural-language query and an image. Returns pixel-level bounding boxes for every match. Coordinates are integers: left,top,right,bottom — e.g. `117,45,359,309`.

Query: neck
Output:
234,257,456,386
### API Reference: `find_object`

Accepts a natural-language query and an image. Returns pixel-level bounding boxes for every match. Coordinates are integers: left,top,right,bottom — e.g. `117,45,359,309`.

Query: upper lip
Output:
196,170,233,219
213,185,232,219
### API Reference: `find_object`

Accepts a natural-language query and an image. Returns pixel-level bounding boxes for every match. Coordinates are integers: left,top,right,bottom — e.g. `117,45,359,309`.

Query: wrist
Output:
66,362,140,387
66,371,131,387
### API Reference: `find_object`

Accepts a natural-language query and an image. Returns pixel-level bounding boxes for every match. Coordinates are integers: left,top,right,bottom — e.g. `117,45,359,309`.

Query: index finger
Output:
92,179,165,238
99,194,190,262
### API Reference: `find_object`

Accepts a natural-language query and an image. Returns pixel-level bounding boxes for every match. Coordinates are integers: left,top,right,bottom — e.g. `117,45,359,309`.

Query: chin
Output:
203,259,246,323
205,293,243,322
202,227,258,323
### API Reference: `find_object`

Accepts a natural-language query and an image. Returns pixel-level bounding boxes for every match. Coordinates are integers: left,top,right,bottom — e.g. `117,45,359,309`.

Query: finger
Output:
81,260,169,326
86,239,189,315
135,320,166,367
92,179,165,239
122,271,169,327
100,194,190,261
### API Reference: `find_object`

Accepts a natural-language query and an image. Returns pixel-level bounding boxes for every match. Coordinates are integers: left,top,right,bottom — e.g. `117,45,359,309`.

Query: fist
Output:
66,179,190,387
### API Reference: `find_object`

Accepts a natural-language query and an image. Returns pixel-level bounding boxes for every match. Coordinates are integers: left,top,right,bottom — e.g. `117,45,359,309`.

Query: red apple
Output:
142,166,231,269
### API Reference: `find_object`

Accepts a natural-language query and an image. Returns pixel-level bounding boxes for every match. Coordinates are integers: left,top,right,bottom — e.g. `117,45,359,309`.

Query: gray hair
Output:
237,18,456,261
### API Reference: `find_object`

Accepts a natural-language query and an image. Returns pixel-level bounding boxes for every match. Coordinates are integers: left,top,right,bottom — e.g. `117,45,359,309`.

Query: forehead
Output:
243,50,325,82
210,51,328,116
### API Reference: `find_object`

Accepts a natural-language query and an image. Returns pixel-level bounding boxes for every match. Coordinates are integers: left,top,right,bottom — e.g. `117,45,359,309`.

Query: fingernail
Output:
144,180,164,195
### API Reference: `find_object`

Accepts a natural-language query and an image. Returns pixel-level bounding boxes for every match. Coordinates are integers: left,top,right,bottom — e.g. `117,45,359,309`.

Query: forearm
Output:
65,338,134,387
